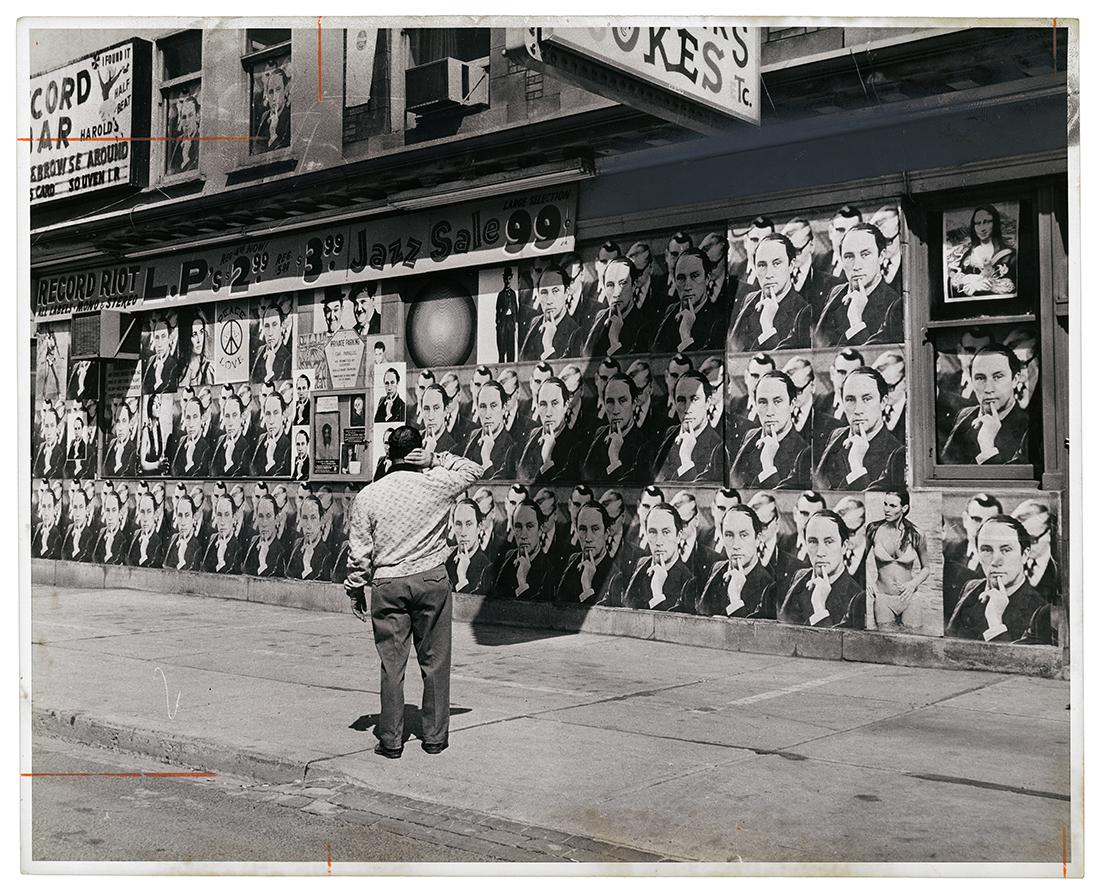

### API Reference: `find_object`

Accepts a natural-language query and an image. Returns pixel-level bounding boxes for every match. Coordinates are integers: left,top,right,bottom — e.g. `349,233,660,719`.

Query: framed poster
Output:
310,389,372,482
943,201,1020,303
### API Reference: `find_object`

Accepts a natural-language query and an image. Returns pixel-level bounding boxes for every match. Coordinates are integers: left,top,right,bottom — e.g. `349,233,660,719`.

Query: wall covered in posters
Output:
31,191,1062,651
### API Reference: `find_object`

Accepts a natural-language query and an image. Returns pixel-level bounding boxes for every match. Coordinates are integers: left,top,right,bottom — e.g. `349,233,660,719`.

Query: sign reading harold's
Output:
28,39,151,204
33,185,577,318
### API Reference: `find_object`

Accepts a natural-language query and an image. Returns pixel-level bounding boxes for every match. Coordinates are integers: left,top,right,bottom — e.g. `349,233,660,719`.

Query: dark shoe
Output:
421,741,448,755
374,742,403,759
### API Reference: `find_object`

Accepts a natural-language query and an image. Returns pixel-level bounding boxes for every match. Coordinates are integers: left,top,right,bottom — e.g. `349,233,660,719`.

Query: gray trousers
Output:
370,564,453,749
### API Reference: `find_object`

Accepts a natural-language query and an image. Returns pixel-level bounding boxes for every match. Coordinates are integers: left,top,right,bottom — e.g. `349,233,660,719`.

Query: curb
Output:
31,706,674,864
33,706,307,784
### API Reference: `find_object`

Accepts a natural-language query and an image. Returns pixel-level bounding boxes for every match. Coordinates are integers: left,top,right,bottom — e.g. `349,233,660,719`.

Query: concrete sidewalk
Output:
29,584,1071,866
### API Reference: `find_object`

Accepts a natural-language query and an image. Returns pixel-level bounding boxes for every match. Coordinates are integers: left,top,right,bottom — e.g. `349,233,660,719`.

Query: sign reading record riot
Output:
33,187,577,319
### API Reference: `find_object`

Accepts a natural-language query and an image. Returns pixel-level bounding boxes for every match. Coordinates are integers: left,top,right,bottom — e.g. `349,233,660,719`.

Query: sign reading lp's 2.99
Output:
32,186,576,319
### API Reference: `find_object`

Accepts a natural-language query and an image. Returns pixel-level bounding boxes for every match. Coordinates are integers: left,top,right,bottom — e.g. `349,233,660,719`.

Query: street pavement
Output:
28,584,1072,866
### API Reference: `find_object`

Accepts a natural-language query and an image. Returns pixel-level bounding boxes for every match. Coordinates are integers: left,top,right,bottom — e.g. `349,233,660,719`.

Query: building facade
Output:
28,24,1072,674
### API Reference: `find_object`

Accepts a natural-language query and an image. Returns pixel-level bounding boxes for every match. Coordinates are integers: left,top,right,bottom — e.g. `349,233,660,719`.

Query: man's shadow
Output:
350,705,473,745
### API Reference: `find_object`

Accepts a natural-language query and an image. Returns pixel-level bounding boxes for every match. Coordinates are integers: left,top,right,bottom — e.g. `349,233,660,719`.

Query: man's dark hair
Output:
599,240,622,258
972,344,1022,377
837,348,865,366
384,367,401,384
537,265,572,290
668,353,694,371
515,499,547,527
754,232,799,264
423,383,450,407
833,204,863,222
748,215,776,232
723,503,764,536
674,247,714,277
578,501,612,529
807,509,851,542
647,502,685,533
454,497,484,524
677,370,713,399
977,514,1033,552
373,341,385,351
717,487,741,502
843,366,890,400
668,231,694,250
386,425,423,463
755,370,798,402
641,484,665,501
604,373,639,401
841,222,888,254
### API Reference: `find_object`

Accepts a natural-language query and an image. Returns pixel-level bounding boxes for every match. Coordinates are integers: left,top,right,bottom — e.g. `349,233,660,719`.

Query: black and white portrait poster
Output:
934,324,1038,466
35,321,69,403
250,293,297,385
941,490,1060,645
373,362,407,424
140,311,181,395
943,201,1019,302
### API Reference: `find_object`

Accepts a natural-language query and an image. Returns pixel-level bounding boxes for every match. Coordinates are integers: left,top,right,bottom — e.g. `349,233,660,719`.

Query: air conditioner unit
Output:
405,57,489,115
71,310,141,360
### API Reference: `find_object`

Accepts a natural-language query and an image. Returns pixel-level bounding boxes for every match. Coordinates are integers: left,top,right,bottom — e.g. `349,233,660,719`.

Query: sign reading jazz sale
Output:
32,185,577,319
28,39,151,204
543,26,760,125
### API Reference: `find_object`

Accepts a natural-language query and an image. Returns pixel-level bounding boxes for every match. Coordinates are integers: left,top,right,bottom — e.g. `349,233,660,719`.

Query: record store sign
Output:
28,39,151,205
32,185,577,319
547,27,759,124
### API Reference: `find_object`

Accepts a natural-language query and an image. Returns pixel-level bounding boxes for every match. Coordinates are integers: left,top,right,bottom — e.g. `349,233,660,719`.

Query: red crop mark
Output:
326,842,332,874
1062,826,1067,878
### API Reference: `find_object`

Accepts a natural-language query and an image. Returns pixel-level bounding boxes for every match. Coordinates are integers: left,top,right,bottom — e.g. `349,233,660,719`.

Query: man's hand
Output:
347,586,369,623
758,291,780,342
974,400,1002,463
758,424,781,477
983,575,1011,632
541,318,557,358
845,278,870,335
677,303,697,351
846,422,870,481
725,560,747,615
808,563,832,624
607,422,625,471
403,448,434,469
608,304,625,353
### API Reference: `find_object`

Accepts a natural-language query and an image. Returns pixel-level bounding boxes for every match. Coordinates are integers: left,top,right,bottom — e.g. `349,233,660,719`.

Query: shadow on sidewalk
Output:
467,621,576,647
350,705,473,745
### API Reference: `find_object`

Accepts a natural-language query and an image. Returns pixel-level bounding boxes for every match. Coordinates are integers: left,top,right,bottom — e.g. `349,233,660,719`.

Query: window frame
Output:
905,175,1066,491
155,29,204,185
240,29,294,162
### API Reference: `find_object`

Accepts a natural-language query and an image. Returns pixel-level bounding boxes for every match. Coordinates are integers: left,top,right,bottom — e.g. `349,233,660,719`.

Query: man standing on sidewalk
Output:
344,425,486,759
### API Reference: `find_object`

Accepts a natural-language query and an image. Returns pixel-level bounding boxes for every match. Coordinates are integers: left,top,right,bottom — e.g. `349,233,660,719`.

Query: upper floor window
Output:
242,28,292,155
159,30,202,177
407,28,489,66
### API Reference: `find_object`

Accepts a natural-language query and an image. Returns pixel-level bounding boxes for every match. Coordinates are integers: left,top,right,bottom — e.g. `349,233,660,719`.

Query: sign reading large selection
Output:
32,185,578,319
28,39,152,205
543,27,760,125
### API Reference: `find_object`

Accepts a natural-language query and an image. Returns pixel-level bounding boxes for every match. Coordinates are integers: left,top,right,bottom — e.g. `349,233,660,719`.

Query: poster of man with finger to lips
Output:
813,366,906,491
